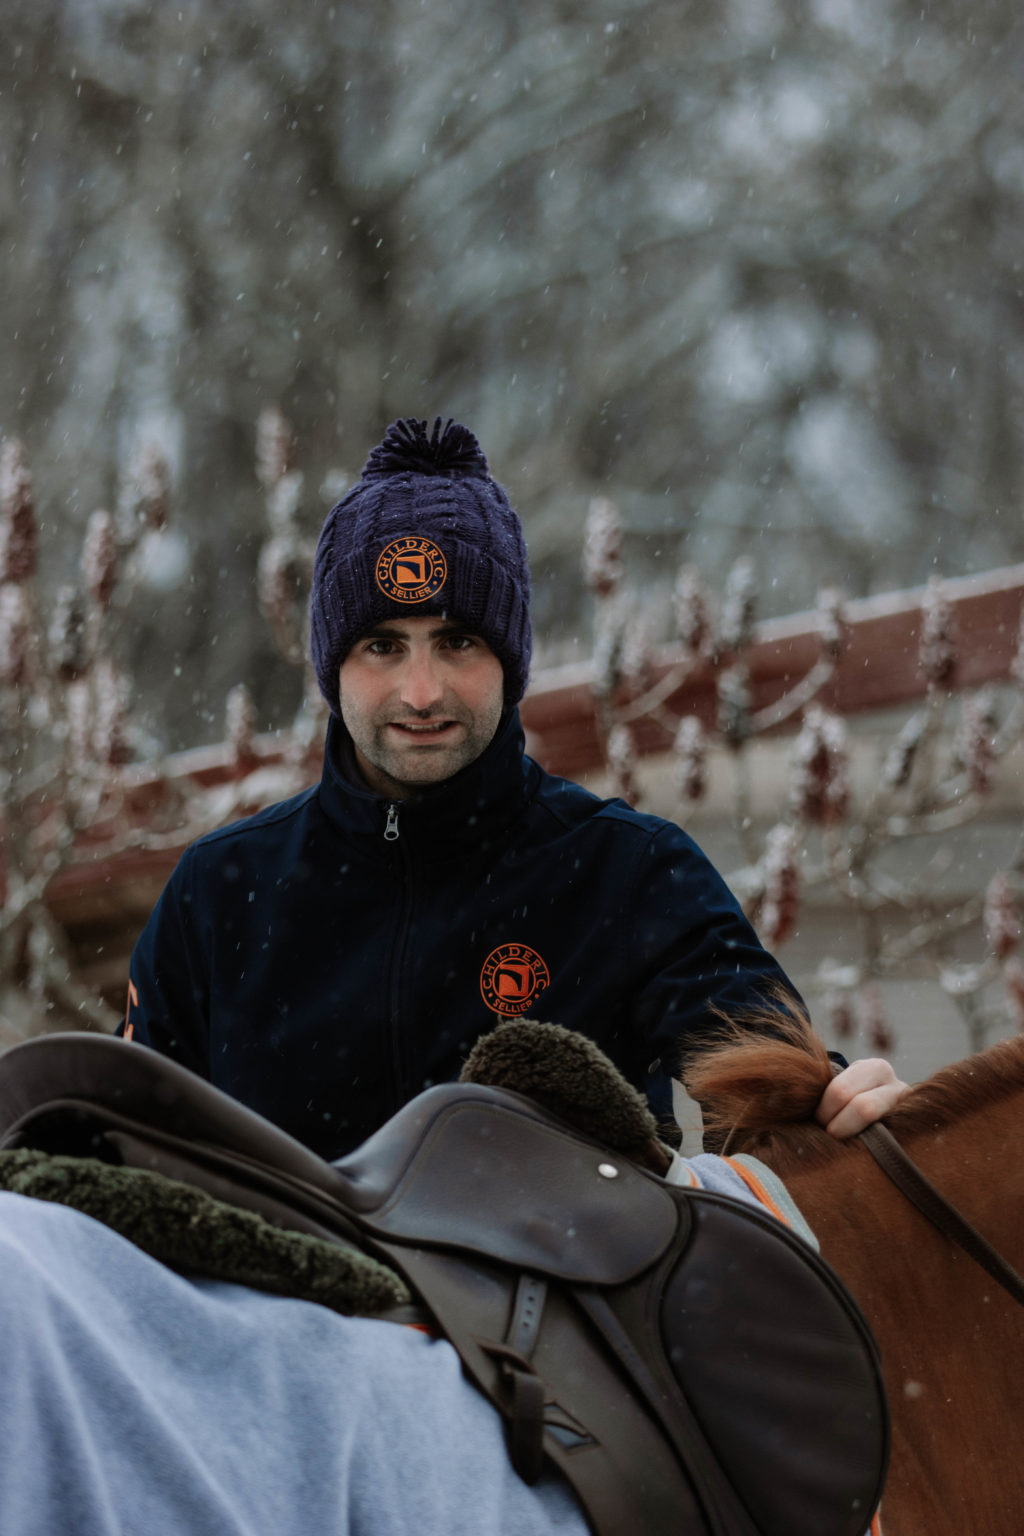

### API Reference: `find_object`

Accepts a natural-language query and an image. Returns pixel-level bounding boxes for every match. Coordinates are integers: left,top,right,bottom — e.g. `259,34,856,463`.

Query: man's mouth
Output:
388,720,459,737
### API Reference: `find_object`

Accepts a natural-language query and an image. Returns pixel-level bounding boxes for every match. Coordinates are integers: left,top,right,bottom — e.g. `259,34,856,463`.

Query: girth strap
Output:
859,1121,1024,1307
492,1274,550,1483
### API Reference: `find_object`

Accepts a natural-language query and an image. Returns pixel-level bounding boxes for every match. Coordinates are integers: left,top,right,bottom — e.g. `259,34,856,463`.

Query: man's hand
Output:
815,1057,910,1139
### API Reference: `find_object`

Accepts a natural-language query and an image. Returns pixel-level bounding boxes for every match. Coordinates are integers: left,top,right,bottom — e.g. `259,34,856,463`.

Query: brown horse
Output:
683,1019,1024,1536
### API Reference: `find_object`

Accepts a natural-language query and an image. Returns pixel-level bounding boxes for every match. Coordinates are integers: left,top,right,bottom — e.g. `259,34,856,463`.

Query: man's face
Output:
338,616,505,798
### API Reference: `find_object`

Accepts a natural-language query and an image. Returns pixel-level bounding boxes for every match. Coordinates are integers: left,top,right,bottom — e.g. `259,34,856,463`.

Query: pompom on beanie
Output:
310,417,532,717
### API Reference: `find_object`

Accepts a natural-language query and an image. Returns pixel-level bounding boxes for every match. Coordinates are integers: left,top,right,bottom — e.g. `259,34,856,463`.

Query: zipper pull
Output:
384,802,400,841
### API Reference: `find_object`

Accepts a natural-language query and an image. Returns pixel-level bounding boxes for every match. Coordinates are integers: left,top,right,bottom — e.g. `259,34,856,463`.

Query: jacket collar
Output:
317,708,530,859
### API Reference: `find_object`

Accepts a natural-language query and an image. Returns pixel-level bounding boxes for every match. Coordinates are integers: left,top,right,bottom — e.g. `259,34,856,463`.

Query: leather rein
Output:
857,1121,1024,1308
719,1085,1024,1307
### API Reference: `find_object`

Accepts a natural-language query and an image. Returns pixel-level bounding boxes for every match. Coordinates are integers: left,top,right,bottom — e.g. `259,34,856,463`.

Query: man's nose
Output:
399,651,445,713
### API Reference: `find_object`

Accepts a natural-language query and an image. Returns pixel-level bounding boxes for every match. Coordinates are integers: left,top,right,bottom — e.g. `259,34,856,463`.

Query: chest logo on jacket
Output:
480,943,551,1017
375,536,447,603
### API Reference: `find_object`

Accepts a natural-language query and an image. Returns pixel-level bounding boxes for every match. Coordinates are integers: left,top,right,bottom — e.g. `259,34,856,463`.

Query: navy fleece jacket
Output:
125,711,797,1159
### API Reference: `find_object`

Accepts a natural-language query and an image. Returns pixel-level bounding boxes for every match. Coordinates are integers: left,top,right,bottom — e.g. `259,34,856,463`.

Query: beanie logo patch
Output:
375,536,447,603
480,943,550,1017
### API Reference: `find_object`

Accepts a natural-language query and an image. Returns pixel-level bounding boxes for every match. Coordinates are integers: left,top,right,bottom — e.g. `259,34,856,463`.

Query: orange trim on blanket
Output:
722,1156,793,1228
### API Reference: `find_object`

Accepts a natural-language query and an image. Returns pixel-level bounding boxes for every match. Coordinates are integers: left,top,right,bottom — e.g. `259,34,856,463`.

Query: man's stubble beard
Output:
347,703,504,799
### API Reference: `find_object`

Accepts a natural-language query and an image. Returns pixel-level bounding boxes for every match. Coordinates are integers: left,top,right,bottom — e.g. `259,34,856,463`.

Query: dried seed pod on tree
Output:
582,496,622,601
117,442,173,541
92,659,133,768
816,588,846,660
82,511,119,613
49,587,88,684
823,989,856,1043
952,690,997,797
717,557,758,656
258,537,307,665
591,599,627,701
789,706,849,825
882,712,927,791
0,582,33,695
673,715,706,803
0,437,37,585
758,823,801,949
133,443,172,534
607,723,638,807
858,982,893,1055
621,608,655,697
673,565,711,656
716,665,752,749
984,872,1021,963
256,405,297,494
225,683,258,769
918,576,957,686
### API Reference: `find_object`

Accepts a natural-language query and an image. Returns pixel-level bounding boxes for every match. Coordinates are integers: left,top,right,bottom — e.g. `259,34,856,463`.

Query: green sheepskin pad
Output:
0,1148,410,1317
461,1018,659,1154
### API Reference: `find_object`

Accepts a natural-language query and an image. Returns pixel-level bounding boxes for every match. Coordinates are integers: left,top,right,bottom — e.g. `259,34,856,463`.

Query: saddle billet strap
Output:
506,1273,548,1359
859,1121,1024,1307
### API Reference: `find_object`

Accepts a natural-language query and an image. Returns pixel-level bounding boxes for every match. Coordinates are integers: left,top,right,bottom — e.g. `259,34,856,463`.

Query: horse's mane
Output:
682,1003,1024,1178
885,1032,1024,1134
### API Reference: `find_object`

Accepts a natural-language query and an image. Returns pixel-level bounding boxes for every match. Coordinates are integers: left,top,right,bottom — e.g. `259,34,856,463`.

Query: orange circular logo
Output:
480,943,551,1017
375,536,447,603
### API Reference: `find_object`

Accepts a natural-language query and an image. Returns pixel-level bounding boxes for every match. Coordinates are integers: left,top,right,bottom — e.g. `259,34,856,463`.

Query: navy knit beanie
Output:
310,417,532,716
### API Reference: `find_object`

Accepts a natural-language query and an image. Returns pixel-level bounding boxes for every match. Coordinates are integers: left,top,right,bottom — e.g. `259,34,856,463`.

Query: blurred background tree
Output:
3,0,1024,750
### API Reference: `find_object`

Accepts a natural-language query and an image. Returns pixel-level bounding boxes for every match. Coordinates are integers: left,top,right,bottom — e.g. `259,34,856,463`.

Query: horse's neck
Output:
775,1105,1024,1536
781,1092,1022,1285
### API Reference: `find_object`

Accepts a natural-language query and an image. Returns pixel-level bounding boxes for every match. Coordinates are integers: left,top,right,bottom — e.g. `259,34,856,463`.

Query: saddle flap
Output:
657,1194,889,1536
347,1094,679,1283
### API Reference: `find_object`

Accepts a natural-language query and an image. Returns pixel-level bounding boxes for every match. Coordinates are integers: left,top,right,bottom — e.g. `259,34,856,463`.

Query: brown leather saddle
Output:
0,1033,888,1536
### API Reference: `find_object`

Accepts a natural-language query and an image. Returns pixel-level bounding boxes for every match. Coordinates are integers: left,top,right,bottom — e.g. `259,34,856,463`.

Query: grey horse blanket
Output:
0,1191,588,1536
0,1156,794,1536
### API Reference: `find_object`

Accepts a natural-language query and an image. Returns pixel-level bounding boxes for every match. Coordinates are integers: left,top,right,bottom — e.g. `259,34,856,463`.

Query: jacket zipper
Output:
384,799,411,1111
